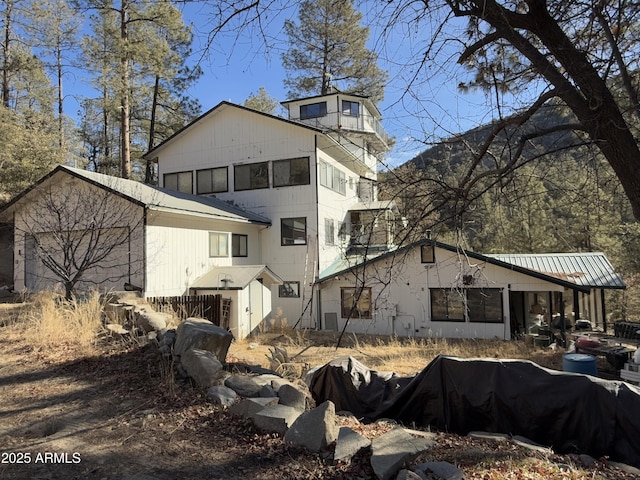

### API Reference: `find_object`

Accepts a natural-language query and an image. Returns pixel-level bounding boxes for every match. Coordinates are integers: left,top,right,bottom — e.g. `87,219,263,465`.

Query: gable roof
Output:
317,240,623,293
190,265,283,290
143,101,323,160
0,165,271,225
485,252,626,289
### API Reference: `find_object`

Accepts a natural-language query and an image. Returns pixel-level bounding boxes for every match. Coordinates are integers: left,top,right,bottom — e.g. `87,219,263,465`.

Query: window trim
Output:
196,166,228,194
279,281,300,298
209,231,229,258
272,157,310,188
429,288,504,323
281,217,307,246
234,162,269,191
341,287,372,319
232,233,248,257
163,170,193,194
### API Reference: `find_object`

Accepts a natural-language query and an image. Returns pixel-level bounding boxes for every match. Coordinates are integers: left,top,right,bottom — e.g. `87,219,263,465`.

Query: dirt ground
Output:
0,302,638,479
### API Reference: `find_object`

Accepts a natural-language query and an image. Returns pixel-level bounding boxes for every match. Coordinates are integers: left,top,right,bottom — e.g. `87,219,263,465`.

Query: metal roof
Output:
485,252,626,289
0,165,271,225
189,265,283,290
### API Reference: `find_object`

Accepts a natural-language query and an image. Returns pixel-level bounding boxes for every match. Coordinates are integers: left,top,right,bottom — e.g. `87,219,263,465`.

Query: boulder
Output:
284,400,338,452
180,348,225,388
370,427,436,480
174,317,233,361
206,385,238,407
251,404,301,435
133,306,168,333
277,383,307,411
334,426,371,462
225,375,264,397
230,397,279,418
413,461,465,480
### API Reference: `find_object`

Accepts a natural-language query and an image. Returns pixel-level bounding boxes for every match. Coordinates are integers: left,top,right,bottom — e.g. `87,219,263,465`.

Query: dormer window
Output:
342,100,359,117
300,102,327,119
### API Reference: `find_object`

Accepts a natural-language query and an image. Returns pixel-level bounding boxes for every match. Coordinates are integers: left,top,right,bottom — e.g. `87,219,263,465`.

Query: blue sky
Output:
174,1,505,168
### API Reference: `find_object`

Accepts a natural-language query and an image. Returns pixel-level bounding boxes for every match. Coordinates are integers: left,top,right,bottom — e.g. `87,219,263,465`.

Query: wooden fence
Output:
148,294,231,329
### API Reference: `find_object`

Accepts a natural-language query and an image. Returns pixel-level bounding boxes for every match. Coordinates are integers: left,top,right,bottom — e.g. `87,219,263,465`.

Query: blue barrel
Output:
563,353,597,375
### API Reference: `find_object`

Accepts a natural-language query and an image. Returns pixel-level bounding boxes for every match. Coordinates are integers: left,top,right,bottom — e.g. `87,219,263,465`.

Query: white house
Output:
0,165,282,339
316,240,626,340
0,91,626,340
144,92,394,331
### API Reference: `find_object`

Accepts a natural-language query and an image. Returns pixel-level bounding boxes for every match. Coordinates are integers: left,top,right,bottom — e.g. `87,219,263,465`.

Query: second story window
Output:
342,100,359,117
164,171,192,194
197,167,228,194
300,102,327,119
273,157,310,187
281,217,307,245
232,234,248,257
234,162,269,191
319,160,346,195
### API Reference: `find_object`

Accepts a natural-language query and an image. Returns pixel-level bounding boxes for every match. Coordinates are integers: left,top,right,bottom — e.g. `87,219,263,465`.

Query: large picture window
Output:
209,232,229,257
197,167,228,194
234,162,269,191
232,234,247,257
467,289,503,323
430,288,503,323
281,217,307,245
300,102,327,119
430,289,465,322
273,157,310,187
341,287,372,319
164,171,192,194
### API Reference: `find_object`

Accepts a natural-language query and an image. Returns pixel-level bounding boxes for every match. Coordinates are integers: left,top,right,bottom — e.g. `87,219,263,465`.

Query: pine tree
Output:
282,0,387,102
244,87,279,115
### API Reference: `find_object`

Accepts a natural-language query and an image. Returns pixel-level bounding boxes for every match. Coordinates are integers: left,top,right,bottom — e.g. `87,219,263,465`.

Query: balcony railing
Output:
290,111,389,146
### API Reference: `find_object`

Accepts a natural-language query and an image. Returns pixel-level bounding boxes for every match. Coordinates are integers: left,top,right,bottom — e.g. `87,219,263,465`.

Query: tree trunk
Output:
120,1,131,179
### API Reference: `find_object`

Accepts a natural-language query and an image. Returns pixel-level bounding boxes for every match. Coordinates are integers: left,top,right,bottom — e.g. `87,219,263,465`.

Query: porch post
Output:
601,289,607,333
573,290,580,321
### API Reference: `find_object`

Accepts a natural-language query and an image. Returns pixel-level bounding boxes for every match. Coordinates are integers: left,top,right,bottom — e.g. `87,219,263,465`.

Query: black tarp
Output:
308,355,640,467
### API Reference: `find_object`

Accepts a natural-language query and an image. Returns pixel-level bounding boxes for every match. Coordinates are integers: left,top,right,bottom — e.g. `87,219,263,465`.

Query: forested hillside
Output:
381,102,640,320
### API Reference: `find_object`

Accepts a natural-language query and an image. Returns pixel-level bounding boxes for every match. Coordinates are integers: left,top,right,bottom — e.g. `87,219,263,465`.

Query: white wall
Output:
145,210,265,297
318,245,566,340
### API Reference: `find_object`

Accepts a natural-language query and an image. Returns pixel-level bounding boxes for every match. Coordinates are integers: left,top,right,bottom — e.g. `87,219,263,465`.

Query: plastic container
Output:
563,353,597,376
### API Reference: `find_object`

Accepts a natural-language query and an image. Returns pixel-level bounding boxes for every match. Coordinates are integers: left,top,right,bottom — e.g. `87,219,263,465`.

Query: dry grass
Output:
227,329,566,376
13,291,105,351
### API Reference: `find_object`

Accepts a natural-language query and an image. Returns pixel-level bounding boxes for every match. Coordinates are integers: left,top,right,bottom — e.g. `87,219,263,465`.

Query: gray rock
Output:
229,397,279,418
607,461,640,476
414,461,465,480
180,348,224,388
397,470,423,480
577,454,596,468
467,431,509,442
284,400,338,452
133,307,168,333
251,404,301,435
370,427,436,480
206,385,238,406
277,383,307,411
225,375,264,397
259,384,277,397
511,435,552,454
174,317,233,362
334,426,371,462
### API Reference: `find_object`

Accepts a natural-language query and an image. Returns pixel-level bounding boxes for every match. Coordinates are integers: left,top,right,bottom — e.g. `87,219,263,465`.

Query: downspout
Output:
314,133,320,329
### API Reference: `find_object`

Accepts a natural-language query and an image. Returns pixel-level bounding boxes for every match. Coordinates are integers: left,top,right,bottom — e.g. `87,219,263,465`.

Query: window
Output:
342,100,359,117
273,157,310,187
338,221,347,242
325,218,335,245
341,287,372,319
467,289,503,323
197,167,228,194
232,234,247,257
430,289,465,322
234,162,269,191
279,281,300,298
319,160,346,195
281,217,307,245
300,102,327,119
421,244,435,263
164,171,192,193
209,232,229,257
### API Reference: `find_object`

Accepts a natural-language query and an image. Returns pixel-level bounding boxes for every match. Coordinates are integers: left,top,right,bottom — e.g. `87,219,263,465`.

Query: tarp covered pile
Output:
308,355,640,467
